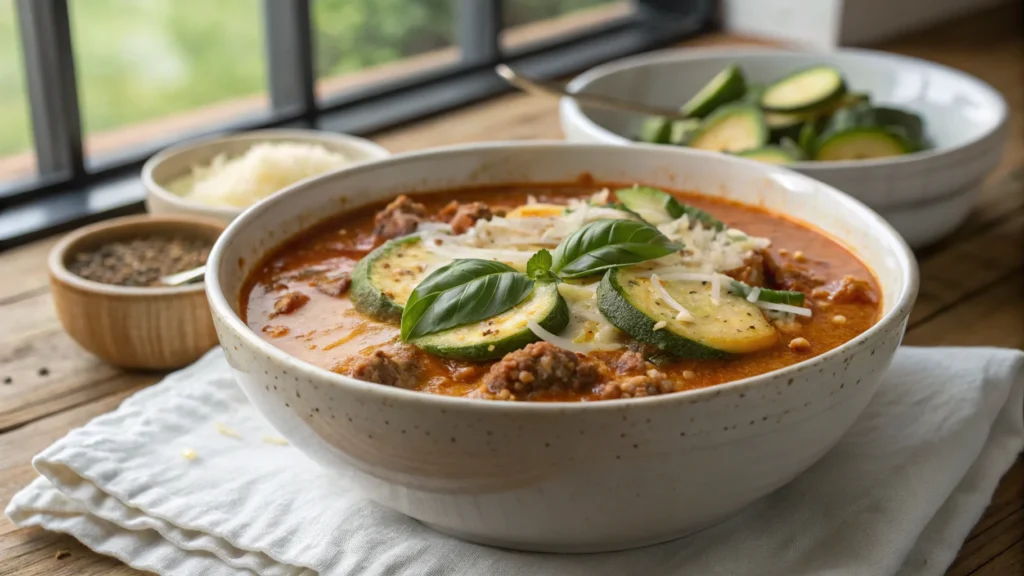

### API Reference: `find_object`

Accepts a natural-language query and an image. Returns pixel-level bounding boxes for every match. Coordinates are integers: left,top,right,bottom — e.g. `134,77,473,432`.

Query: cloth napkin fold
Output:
7,346,1024,576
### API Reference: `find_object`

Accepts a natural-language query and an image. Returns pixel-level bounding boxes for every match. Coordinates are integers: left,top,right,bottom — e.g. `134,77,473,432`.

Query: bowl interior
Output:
211,143,914,338
566,49,1005,153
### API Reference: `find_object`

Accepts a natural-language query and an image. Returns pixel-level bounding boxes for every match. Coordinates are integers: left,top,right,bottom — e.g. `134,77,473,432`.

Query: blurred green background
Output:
0,0,614,158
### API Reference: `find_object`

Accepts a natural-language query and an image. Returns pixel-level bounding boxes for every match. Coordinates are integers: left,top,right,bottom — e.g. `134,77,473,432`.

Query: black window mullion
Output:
263,0,316,120
16,0,84,180
457,0,503,66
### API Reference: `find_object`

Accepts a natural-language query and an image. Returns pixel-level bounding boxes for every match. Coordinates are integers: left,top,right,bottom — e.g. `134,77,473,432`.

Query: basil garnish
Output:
401,259,534,340
615,186,725,231
550,219,683,279
526,249,558,282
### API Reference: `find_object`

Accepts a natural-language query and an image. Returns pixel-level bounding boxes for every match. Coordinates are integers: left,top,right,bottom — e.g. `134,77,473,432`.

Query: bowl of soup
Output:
206,142,917,552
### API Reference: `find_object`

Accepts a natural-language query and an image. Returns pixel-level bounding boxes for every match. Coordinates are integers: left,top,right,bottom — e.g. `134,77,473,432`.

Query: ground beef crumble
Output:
373,195,427,240
439,201,493,235
724,250,767,287
271,291,309,317
763,250,823,293
474,342,600,400
598,369,675,399
344,346,422,389
813,275,878,304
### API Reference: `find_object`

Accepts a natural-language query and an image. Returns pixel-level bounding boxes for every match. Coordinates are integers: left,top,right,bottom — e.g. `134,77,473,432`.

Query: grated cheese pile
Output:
170,142,351,208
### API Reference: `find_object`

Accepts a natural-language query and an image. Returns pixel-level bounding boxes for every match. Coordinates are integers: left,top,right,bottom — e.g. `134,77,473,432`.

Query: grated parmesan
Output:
527,320,622,353
170,142,351,208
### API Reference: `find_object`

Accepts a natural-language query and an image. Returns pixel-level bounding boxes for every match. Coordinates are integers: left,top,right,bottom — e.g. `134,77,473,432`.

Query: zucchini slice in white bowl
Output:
760,65,846,114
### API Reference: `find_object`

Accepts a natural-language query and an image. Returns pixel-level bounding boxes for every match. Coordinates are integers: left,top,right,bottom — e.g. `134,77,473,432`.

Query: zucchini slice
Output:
872,106,927,150
597,268,777,358
681,64,747,118
736,146,799,165
410,282,569,360
765,111,805,141
669,118,702,145
639,116,672,144
614,186,725,230
814,128,911,161
350,236,448,322
760,65,846,114
687,104,767,154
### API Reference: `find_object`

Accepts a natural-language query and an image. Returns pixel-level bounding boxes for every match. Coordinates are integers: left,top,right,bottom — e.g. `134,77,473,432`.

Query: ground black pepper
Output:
68,236,211,287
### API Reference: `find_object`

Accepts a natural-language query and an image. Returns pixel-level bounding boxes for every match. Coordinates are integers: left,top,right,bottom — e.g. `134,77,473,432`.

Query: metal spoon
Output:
160,265,206,286
495,63,689,120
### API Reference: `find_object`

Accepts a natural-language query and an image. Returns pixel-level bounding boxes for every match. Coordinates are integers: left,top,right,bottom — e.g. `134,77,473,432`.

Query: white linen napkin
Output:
7,346,1024,576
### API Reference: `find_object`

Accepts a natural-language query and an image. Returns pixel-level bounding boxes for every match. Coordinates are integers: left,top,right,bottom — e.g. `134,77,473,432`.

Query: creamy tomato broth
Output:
243,183,880,401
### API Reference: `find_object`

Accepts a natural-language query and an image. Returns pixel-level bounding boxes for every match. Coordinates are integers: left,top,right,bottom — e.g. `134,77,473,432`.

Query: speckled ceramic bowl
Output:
559,48,1008,249
206,142,918,553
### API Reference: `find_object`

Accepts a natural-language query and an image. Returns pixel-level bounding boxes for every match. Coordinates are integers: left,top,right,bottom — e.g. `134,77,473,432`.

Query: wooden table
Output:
2,8,1022,575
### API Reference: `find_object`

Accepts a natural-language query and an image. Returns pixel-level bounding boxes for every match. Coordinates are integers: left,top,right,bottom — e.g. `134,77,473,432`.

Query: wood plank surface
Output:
1,6,1021,575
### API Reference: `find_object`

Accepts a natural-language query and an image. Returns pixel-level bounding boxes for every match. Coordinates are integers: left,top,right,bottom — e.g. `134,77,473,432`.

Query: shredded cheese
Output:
756,301,813,317
215,422,242,439
170,142,350,208
650,274,695,322
261,435,289,446
527,320,622,353
746,287,762,303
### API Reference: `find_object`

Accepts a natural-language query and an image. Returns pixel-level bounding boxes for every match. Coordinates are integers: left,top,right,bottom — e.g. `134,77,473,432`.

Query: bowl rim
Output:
206,140,920,412
49,213,226,297
141,128,392,218
560,46,1009,170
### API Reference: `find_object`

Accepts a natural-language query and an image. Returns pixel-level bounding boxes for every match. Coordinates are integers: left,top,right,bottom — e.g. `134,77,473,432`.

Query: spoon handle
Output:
495,64,689,120
160,265,206,286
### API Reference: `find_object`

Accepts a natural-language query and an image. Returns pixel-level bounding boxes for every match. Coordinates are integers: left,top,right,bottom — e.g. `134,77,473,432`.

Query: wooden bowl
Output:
48,214,226,370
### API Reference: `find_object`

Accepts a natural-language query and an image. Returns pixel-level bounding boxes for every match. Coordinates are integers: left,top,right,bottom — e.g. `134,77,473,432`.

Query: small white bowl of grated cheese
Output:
143,129,390,223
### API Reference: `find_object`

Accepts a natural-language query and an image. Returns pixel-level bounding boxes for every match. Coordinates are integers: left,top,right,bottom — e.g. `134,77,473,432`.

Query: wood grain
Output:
0,6,1022,575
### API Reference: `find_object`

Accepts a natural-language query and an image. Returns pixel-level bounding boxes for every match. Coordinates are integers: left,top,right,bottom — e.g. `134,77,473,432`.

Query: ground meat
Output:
345,346,422,389
373,195,427,240
763,250,823,293
724,251,767,287
813,275,878,304
598,369,675,400
475,342,600,399
443,201,493,235
271,291,309,317
314,272,351,297
615,351,649,375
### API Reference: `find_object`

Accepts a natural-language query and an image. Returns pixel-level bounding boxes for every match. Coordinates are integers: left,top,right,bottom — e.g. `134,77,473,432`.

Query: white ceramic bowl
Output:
206,142,918,553
559,48,1008,248
142,129,391,223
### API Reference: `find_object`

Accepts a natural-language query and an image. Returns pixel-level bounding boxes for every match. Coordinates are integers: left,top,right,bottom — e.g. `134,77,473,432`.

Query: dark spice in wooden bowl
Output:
68,236,212,287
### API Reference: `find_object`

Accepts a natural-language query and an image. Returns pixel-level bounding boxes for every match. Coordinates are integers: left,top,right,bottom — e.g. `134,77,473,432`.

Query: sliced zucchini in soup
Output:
639,116,673,144
814,128,911,161
760,65,846,114
737,145,799,165
411,282,569,360
597,268,777,358
681,64,747,118
688,104,767,153
350,236,447,321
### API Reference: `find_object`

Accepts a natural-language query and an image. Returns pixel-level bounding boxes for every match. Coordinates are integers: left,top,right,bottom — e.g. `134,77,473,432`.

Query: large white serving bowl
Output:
206,142,918,553
559,48,1008,248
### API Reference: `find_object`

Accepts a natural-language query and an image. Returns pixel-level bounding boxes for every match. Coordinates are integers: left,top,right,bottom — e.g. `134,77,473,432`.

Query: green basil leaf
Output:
401,259,534,340
615,186,725,231
526,249,559,282
550,219,684,279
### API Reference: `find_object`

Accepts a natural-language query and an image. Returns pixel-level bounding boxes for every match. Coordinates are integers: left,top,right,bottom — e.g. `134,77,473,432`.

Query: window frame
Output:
0,0,714,250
